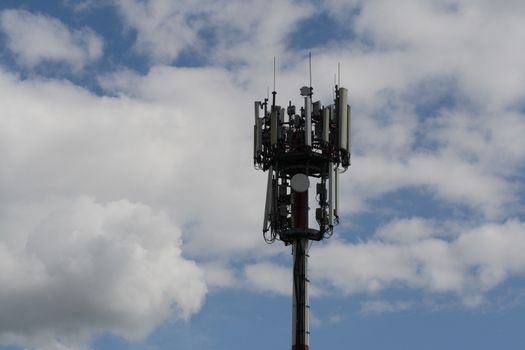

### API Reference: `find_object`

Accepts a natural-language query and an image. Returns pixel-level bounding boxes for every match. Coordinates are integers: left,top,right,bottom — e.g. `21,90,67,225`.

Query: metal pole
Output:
292,190,310,350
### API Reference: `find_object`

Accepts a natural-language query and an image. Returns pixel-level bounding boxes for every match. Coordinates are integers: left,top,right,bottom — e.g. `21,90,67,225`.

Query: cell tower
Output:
253,57,351,350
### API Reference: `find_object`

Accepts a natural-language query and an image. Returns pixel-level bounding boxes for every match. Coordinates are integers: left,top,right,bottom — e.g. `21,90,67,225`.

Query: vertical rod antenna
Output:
338,62,341,87
309,52,312,93
272,57,277,108
273,56,276,92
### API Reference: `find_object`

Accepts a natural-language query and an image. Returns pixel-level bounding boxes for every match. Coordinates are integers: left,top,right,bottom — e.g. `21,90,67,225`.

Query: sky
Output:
1,0,525,349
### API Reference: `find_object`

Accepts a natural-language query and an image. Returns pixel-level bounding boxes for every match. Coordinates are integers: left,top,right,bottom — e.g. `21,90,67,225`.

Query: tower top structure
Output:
253,61,351,244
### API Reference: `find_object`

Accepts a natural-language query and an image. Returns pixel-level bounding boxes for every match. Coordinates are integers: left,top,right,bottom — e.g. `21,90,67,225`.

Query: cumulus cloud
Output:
201,262,238,289
244,262,292,296
0,9,102,70
0,67,231,348
113,0,313,65
243,260,324,297
376,217,438,243
310,218,525,306
0,61,281,347
235,218,525,308
336,0,525,109
96,65,270,257
113,0,201,63
0,196,206,350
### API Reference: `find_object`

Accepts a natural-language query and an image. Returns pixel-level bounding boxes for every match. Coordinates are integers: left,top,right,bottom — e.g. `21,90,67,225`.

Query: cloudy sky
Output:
1,0,525,349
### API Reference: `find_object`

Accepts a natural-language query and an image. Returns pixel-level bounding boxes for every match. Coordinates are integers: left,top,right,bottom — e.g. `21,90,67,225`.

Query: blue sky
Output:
1,1,525,350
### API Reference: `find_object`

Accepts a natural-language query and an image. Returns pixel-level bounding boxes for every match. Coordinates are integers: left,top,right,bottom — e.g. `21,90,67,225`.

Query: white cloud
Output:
311,239,417,295
0,9,102,70
201,262,238,289
335,0,525,109
376,217,437,243
454,220,525,291
114,0,201,63
0,66,240,349
113,0,313,65
244,262,292,296
0,196,206,350
240,258,328,298
237,222,515,312
334,78,524,218
310,218,525,305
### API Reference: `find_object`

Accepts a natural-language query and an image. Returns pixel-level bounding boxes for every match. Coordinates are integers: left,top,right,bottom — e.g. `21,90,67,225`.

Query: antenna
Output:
272,57,277,108
273,56,276,92
338,62,341,87
252,60,352,350
309,52,312,93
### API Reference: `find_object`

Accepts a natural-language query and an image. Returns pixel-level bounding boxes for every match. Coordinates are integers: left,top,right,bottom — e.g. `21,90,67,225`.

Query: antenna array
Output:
253,57,352,350
253,60,351,244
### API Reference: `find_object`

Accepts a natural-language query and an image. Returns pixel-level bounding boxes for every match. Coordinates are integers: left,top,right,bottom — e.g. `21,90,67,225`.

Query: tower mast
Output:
253,58,351,350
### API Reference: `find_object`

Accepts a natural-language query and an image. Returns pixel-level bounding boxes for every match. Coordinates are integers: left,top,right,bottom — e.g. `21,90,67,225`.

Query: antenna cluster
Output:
253,59,351,244
253,57,352,350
